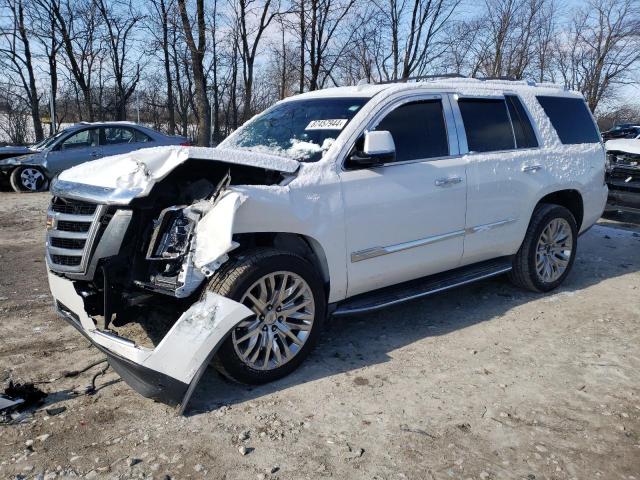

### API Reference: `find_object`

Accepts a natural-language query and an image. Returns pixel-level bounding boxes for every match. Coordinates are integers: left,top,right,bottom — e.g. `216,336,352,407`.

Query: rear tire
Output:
204,248,326,385
10,166,49,192
509,204,578,292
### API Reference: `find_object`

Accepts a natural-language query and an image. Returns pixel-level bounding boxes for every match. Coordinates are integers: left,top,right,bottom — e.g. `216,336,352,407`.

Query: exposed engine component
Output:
136,170,234,298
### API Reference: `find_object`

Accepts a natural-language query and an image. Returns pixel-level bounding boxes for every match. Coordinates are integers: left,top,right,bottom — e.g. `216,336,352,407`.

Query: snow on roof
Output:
285,78,578,102
75,121,140,126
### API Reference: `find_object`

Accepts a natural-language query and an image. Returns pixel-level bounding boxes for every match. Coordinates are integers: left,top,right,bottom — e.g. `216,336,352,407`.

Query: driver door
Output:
48,127,101,174
338,95,467,297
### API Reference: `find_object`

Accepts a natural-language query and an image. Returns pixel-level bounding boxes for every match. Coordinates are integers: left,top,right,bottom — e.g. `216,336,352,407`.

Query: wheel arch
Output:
535,189,584,231
232,231,331,300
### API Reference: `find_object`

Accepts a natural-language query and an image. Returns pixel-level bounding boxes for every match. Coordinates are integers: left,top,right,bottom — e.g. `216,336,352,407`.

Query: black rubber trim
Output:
55,305,189,408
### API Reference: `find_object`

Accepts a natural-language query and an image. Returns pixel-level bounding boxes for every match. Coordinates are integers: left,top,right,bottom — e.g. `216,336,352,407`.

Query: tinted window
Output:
375,100,449,162
61,129,99,150
134,129,152,142
505,95,538,148
458,99,514,152
536,96,600,144
103,127,135,145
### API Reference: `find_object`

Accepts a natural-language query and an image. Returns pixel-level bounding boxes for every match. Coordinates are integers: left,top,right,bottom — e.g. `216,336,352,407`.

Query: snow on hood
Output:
56,145,299,198
605,138,640,155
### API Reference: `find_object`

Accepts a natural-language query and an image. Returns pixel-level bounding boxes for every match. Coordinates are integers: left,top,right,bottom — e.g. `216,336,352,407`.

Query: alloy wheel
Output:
20,167,45,191
535,218,573,283
232,271,315,371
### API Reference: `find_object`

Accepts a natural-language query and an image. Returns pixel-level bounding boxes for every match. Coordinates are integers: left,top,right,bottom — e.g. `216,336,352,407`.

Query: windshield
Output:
32,130,67,150
221,97,369,162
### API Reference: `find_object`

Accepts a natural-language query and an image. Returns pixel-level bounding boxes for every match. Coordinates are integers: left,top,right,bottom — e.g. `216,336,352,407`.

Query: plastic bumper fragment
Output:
48,270,253,414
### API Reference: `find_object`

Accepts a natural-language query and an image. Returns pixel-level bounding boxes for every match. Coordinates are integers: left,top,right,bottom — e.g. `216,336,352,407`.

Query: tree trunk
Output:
159,0,175,134
177,0,210,146
299,0,305,93
15,0,44,141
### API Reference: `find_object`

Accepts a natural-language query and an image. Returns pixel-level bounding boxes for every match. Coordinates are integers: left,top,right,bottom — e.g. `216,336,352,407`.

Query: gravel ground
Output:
0,192,639,480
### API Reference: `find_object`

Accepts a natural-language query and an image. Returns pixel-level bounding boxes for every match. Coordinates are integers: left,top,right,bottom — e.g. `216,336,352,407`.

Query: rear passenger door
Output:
452,94,542,265
99,127,153,157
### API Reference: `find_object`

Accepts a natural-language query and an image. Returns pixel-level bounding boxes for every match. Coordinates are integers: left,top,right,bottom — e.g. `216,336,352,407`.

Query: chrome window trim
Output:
450,92,545,156
503,97,519,149
340,92,461,171
503,92,543,148
377,154,464,168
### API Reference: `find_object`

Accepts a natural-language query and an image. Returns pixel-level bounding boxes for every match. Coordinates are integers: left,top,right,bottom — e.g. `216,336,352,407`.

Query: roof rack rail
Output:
476,75,519,81
375,73,467,85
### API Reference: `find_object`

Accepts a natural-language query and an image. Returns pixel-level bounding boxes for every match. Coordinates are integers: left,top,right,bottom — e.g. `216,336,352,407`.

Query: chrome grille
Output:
46,197,106,274
50,198,98,215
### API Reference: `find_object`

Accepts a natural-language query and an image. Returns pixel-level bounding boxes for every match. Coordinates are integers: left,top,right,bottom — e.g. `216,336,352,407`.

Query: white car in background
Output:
45,78,607,413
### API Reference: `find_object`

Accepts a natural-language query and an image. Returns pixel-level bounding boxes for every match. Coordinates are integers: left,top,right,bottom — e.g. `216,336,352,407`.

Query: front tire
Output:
205,248,326,385
10,166,49,192
509,204,578,292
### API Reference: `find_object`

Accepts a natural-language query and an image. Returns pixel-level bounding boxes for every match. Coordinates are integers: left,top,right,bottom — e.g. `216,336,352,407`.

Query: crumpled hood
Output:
0,145,35,156
0,151,42,166
54,146,299,203
605,138,640,155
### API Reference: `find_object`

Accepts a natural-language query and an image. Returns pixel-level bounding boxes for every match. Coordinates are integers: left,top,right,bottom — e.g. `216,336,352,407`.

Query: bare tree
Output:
232,0,280,120
147,0,176,133
177,0,210,145
48,0,104,120
0,0,44,141
556,0,640,112
96,0,144,120
304,0,358,89
378,0,461,80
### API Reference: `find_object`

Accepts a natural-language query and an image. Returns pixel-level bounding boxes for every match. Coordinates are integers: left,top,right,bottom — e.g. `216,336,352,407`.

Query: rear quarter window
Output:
536,96,600,144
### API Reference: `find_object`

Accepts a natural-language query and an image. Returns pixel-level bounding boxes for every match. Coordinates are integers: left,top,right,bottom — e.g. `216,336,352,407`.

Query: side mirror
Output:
348,131,396,167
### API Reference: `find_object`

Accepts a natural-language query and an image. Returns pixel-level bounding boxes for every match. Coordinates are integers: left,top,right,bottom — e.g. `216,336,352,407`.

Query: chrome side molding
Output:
351,230,465,263
351,218,516,263
465,218,516,234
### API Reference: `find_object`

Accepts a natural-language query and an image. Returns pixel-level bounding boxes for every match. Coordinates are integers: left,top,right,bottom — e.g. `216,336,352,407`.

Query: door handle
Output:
435,176,463,187
522,164,543,173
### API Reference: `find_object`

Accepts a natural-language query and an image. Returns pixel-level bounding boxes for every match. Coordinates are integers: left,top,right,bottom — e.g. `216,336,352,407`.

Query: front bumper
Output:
606,170,640,214
48,270,253,414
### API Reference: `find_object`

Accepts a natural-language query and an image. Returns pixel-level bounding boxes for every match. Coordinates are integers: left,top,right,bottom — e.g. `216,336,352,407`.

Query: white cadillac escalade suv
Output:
46,78,607,413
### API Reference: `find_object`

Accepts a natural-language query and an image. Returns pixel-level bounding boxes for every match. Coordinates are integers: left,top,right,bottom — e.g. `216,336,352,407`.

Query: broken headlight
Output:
146,206,196,260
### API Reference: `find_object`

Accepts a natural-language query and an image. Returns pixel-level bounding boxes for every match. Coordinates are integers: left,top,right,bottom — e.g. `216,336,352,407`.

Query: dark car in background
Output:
602,124,640,141
0,145,37,161
605,133,640,214
0,122,189,192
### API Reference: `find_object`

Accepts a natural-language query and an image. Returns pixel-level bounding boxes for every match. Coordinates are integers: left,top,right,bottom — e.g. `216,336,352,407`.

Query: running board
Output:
332,257,513,316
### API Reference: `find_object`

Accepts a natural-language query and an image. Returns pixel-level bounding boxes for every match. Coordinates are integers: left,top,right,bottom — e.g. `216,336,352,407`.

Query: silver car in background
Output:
0,122,189,192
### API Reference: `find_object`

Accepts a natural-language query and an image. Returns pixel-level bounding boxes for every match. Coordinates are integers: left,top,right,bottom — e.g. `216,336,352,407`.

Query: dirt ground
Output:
0,191,639,480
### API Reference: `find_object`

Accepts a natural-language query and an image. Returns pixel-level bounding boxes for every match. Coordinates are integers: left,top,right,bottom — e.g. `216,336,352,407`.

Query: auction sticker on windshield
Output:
305,119,348,130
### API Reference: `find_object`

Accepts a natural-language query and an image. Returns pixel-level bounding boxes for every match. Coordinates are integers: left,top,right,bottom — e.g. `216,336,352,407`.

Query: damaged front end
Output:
46,150,294,413
606,149,640,213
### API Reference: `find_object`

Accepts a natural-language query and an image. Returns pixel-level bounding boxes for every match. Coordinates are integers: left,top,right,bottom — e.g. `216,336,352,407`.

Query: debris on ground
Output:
3,381,46,411
45,406,66,416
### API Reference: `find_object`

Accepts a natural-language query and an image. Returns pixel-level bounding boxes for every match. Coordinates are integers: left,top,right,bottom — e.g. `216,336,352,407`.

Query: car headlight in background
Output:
605,153,615,172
